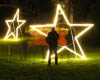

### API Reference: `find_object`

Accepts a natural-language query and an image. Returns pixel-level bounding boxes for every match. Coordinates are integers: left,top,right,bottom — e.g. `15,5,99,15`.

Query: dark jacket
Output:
46,30,59,47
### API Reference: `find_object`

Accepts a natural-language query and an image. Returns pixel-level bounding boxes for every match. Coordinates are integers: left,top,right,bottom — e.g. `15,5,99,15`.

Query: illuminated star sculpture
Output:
4,9,26,40
30,4,94,61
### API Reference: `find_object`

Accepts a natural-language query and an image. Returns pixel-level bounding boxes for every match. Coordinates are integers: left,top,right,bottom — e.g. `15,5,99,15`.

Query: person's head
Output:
51,28,55,31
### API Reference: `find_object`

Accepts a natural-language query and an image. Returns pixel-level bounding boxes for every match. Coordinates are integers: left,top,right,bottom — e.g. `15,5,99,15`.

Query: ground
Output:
0,43,100,80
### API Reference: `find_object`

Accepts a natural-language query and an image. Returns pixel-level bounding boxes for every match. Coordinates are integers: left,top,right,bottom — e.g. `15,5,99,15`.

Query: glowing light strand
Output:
4,9,26,40
30,4,94,61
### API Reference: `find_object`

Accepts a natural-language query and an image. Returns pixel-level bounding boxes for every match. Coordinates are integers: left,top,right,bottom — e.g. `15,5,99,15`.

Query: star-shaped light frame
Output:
4,9,26,40
30,4,94,61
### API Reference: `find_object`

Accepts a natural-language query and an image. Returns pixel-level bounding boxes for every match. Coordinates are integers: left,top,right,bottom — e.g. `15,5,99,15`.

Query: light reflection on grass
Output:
23,58,90,64
0,38,28,43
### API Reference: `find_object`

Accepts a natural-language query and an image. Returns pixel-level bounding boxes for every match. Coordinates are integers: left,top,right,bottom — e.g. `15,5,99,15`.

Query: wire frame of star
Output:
4,9,26,41
30,4,94,61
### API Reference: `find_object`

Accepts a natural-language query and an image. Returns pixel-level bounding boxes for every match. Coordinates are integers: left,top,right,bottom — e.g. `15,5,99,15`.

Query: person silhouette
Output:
46,28,59,65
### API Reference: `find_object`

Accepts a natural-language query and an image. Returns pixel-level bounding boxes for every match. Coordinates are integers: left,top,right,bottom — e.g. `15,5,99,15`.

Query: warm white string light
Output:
30,4,94,61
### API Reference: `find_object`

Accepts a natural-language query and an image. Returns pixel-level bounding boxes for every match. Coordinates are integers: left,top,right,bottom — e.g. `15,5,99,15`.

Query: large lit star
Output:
30,4,94,61
4,9,26,40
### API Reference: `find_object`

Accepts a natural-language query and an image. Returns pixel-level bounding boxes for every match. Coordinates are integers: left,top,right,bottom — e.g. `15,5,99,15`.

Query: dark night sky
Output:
0,0,100,45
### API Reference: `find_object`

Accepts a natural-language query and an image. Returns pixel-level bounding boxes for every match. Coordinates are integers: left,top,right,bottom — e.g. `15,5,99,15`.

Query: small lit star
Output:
4,9,26,40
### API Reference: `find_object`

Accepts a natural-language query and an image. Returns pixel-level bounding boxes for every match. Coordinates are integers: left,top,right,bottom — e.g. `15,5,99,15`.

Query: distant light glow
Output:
30,4,94,61
0,38,26,43
4,9,26,40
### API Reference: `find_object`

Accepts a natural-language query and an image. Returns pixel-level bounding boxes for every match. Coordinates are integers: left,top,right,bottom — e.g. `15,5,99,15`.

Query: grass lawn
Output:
0,43,100,80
